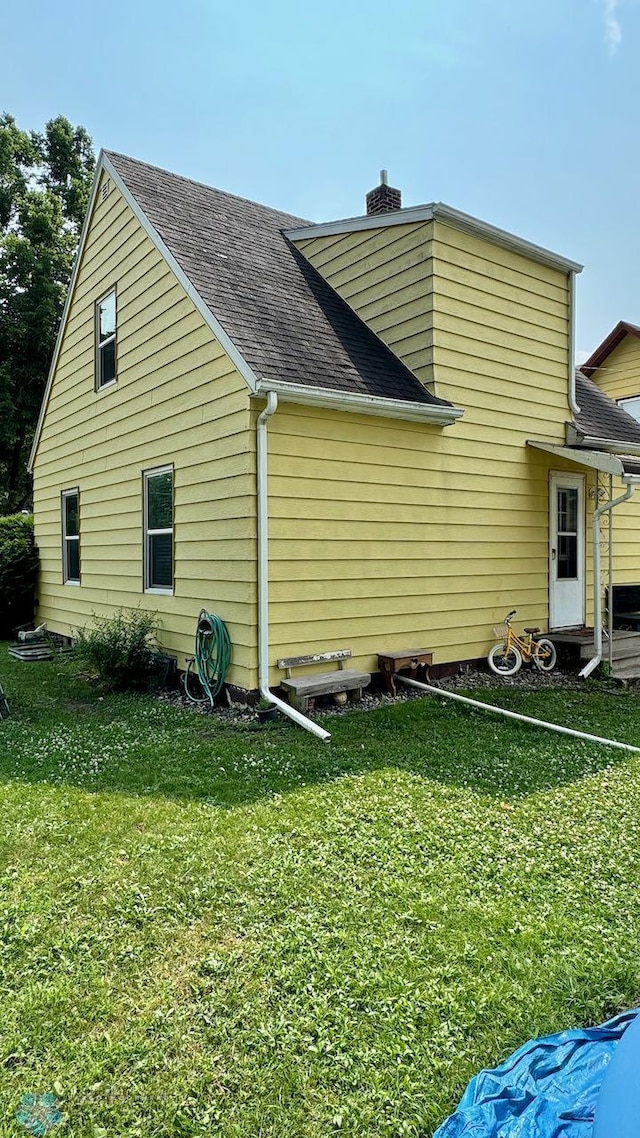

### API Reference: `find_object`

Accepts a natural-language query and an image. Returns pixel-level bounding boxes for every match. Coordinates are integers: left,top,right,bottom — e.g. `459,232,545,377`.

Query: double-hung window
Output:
144,467,174,592
62,489,80,584
96,288,117,388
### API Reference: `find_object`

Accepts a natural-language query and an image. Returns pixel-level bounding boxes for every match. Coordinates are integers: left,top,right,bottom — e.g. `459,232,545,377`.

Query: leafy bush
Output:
73,608,159,691
0,514,39,636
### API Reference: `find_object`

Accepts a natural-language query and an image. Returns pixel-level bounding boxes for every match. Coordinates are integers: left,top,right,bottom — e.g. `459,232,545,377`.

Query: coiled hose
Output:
183,610,232,707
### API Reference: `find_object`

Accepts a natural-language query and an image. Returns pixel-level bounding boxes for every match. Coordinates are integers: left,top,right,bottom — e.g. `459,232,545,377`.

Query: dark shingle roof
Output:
575,371,640,445
105,152,449,408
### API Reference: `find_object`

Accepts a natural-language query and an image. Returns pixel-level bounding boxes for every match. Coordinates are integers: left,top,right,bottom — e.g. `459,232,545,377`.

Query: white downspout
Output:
568,270,580,416
580,480,635,679
257,392,331,742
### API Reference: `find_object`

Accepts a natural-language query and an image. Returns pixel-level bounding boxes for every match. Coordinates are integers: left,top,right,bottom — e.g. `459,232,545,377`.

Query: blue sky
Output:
2,0,639,355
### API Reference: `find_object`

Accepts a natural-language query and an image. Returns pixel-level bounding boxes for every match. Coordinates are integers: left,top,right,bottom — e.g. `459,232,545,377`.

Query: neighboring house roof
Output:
104,151,450,409
574,370,640,445
581,321,640,376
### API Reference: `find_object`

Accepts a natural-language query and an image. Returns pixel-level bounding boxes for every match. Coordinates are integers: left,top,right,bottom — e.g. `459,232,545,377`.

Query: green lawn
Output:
2,651,640,1136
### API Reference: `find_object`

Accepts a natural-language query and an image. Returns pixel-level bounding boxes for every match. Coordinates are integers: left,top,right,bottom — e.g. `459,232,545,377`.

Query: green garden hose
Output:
183,610,232,707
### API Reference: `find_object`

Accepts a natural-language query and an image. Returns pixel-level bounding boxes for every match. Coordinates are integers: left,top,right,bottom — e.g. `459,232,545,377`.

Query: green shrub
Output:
73,608,159,691
0,514,39,636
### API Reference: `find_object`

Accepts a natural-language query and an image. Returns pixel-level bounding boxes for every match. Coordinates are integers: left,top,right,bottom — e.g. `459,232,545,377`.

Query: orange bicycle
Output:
488,610,557,676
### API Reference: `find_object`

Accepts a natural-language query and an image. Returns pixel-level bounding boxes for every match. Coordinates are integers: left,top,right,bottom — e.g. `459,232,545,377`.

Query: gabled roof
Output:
581,321,640,377
104,151,450,409
574,370,640,446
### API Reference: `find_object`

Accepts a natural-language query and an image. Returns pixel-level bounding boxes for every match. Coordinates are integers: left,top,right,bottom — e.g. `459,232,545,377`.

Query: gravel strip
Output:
157,662,625,727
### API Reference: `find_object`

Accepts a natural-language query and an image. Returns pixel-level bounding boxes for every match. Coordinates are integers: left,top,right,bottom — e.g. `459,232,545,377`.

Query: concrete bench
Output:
277,649,370,713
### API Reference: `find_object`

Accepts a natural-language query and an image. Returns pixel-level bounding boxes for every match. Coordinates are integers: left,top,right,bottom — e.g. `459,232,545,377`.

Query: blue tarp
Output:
433,1010,638,1138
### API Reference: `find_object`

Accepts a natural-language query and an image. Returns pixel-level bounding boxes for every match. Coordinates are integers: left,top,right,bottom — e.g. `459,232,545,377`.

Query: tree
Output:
0,114,95,512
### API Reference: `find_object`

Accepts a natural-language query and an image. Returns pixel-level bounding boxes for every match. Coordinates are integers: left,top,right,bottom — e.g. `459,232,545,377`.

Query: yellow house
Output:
28,154,640,698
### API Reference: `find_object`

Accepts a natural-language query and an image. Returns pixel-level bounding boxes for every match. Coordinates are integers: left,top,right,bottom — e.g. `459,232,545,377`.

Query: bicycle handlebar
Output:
506,610,517,621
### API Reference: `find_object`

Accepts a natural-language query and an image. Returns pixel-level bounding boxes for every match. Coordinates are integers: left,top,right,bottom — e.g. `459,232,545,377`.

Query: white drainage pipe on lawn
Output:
395,675,640,754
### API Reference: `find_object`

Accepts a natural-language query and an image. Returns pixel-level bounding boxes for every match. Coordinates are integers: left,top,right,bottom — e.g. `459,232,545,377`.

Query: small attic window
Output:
95,288,117,389
101,178,110,202
618,394,640,423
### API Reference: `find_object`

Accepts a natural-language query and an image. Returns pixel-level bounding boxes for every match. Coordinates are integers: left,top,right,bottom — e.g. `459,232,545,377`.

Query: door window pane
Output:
557,488,578,535
558,534,578,579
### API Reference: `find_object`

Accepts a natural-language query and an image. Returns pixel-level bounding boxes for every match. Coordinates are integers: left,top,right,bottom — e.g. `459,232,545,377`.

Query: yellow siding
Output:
431,221,570,409
264,406,580,681
270,220,574,678
582,336,640,599
591,333,640,401
32,174,255,686
295,222,435,388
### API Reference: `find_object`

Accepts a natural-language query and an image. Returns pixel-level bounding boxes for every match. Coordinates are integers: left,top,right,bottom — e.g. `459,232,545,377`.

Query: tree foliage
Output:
0,513,39,635
0,114,95,513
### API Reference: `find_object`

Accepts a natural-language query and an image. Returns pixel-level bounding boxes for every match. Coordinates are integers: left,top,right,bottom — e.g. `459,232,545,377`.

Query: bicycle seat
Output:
524,626,541,634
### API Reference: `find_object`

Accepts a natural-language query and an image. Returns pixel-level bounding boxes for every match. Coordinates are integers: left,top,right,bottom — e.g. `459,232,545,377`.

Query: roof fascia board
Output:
527,440,625,477
28,158,104,471
255,380,464,425
102,153,261,396
286,205,436,241
287,203,582,275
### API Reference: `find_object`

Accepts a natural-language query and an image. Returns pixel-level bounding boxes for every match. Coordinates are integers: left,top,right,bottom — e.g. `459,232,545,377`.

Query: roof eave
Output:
254,380,464,425
286,203,582,275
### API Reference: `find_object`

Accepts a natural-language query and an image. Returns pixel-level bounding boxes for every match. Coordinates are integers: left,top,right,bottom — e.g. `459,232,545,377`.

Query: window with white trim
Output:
96,288,117,388
144,467,173,591
617,394,640,423
62,489,80,584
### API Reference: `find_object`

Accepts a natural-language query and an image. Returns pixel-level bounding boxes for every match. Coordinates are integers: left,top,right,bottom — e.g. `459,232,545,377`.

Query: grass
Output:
1,650,640,1135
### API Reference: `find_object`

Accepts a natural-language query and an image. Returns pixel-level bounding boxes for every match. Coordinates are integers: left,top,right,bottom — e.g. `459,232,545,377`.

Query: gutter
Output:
257,392,331,742
255,380,464,426
572,435,640,460
580,477,639,679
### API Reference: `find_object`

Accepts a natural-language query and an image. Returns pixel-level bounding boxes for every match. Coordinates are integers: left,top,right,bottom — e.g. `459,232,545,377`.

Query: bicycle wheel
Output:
488,643,523,676
533,638,557,672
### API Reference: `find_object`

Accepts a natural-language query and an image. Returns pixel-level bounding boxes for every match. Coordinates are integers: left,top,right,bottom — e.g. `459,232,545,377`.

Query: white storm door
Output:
549,473,585,630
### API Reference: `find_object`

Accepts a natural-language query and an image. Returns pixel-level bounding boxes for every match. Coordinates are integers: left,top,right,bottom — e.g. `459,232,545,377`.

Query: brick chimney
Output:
366,169,401,215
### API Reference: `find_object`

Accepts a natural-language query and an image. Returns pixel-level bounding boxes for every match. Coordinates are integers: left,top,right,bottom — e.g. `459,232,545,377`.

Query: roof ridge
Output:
103,149,311,228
